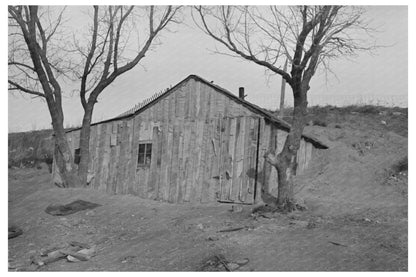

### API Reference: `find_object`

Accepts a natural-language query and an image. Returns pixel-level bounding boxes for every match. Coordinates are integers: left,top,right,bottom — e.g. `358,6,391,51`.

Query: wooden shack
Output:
62,75,327,204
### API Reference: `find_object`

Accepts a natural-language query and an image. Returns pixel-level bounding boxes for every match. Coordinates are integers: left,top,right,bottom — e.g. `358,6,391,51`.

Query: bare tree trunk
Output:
266,86,308,211
279,59,288,118
77,105,94,187
53,132,78,188
49,104,79,188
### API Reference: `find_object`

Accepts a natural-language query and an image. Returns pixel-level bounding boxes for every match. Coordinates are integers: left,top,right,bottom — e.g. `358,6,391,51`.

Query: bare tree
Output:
8,5,181,187
193,5,376,211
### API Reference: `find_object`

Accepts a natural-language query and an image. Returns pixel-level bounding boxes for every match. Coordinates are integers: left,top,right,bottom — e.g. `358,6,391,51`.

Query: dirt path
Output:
8,169,407,271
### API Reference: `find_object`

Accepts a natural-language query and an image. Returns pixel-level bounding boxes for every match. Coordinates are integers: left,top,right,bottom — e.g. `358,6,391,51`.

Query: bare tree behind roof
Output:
193,5,377,211
8,5,182,188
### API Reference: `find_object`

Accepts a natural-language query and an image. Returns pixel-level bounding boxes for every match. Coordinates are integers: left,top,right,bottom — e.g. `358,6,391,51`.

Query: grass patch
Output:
270,105,407,137
312,119,327,127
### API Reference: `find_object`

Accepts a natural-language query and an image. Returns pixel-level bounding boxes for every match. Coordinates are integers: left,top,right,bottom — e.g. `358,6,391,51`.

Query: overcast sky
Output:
7,5,408,132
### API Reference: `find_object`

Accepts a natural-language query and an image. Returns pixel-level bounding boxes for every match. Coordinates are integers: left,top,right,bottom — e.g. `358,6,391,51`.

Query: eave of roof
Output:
67,74,328,149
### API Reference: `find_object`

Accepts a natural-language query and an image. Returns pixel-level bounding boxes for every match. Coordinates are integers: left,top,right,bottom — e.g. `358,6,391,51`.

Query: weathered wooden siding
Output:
65,78,316,204
216,116,259,204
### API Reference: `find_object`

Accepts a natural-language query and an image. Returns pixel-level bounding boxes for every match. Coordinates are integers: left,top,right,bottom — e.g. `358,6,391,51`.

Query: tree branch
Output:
8,80,45,98
194,6,293,85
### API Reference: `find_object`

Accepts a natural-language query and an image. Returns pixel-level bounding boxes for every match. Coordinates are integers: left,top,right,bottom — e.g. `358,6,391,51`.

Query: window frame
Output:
137,141,152,168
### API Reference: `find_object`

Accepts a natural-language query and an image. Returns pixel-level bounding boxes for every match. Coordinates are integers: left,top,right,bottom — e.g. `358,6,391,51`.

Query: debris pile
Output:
200,254,249,271
31,241,96,267
45,200,101,216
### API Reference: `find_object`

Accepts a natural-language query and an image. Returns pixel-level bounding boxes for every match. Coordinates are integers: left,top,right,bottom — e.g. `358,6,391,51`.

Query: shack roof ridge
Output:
66,74,328,149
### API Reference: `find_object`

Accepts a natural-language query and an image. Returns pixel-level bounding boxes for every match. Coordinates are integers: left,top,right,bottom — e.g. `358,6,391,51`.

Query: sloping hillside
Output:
8,129,54,168
8,106,407,271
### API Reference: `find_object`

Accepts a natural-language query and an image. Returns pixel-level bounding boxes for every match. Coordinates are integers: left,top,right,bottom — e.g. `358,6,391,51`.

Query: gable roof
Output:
68,74,328,149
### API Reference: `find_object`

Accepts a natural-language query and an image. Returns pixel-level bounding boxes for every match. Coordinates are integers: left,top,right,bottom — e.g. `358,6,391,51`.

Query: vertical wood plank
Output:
168,94,175,124
195,81,201,118
255,118,266,203
154,123,163,200
225,117,236,201
122,119,132,194
215,116,223,201
183,121,196,202
200,120,213,203
109,122,121,194
230,117,242,201
168,122,179,203
220,117,231,201
196,119,209,203
205,88,212,122
139,120,151,197
94,124,106,190
116,120,128,194
198,82,206,121
176,123,185,203
261,122,272,196
163,124,174,201
208,87,215,119
148,126,160,199
158,122,168,200
132,117,141,196
215,90,225,118
240,116,251,202
267,125,278,195
246,118,259,203
92,124,102,189
210,117,221,202
127,119,137,195
92,126,102,190
188,79,196,120
179,122,191,203
100,123,112,192
163,97,169,124
152,101,157,122
223,96,231,119
190,120,204,203
88,125,97,181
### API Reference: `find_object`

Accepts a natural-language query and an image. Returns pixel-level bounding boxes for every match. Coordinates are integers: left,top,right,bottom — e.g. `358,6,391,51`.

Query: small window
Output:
137,143,152,167
74,148,81,165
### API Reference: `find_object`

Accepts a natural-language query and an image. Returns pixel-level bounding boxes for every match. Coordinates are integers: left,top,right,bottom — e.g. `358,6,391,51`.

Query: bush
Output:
392,157,408,173
8,129,54,169
312,119,327,127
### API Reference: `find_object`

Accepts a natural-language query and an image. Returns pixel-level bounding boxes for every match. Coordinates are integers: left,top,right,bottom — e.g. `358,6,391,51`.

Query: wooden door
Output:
217,116,260,204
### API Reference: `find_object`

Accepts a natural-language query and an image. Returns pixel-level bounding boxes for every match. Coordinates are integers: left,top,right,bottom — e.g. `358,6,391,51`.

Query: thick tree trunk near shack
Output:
77,104,94,187
265,85,308,211
50,107,79,188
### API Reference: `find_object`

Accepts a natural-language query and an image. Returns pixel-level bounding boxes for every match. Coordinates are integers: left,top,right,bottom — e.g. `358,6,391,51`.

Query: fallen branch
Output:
329,241,348,247
216,255,231,271
218,226,246,233
60,250,89,261
40,246,61,256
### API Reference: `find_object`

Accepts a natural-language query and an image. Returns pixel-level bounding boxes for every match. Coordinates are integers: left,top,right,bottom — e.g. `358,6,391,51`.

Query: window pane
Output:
138,144,145,153
146,143,152,154
145,153,152,165
138,153,144,165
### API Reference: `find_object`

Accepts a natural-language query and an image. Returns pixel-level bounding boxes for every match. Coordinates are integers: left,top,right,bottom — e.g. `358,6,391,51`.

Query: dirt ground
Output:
8,107,408,271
